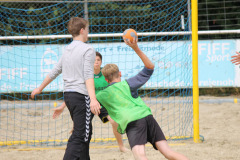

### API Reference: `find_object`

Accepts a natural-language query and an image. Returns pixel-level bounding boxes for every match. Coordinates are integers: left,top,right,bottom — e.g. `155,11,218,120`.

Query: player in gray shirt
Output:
31,17,100,160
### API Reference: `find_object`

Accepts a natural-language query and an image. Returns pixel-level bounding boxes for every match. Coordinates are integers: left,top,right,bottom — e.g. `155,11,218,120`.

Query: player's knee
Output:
133,151,146,160
163,153,174,160
132,145,146,159
160,149,176,160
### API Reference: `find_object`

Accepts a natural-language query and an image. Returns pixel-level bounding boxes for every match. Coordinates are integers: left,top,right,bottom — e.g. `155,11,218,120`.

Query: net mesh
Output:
0,0,193,147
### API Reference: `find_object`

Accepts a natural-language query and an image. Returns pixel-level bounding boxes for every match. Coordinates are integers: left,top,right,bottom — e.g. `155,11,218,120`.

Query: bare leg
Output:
69,123,74,134
155,140,189,160
107,115,130,152
132,145,148,160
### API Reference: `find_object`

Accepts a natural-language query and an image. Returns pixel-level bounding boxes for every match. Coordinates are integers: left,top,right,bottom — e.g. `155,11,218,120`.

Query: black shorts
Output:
98,106,109,123
126,115,166,150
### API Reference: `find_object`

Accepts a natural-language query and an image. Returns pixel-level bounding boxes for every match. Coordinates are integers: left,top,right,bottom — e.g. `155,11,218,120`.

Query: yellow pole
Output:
191,0,200,143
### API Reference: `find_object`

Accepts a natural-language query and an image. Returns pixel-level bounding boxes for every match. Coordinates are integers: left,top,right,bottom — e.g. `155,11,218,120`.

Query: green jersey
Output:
94,70,109,94
96,80,152,134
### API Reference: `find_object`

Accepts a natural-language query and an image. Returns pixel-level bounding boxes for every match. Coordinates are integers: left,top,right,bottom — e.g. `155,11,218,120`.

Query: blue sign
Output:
0,40,237,92
197,40,236,87
0,45,64,92
92,42,192,89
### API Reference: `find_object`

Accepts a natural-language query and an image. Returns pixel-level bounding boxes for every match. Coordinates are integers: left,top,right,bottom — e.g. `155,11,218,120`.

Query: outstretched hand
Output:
31,88,42,99
52,105,65,119
231,51,240,65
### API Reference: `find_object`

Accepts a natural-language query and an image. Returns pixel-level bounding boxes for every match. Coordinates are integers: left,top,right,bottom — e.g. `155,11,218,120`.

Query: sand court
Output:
0,96,240,160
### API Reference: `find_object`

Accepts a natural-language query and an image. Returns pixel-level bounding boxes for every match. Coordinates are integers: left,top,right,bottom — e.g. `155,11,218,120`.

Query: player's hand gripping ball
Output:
122,28,138,42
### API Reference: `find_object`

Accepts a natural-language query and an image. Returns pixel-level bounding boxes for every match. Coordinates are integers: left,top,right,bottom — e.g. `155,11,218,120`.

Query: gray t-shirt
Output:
48,40,96,95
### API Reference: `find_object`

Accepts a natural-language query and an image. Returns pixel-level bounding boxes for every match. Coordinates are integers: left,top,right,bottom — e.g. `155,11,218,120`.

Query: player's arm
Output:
124,38,154,70
84,49,101,115
231,51,240,65
124,38,154,97
86,79,101,115
52,102,66,119
31,56,63,99
31,75,53,99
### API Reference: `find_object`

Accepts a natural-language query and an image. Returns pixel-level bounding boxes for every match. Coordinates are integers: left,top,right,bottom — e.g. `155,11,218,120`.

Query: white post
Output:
84,0,89,20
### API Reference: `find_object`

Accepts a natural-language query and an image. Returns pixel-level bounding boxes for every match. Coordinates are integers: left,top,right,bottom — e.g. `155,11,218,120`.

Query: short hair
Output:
102,64,119,82
67,17,88,37
96,51,102,61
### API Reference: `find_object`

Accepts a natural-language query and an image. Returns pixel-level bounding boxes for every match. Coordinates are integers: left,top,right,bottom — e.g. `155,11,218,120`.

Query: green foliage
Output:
0,2,83,44
1,0,239,44
198,0,240,39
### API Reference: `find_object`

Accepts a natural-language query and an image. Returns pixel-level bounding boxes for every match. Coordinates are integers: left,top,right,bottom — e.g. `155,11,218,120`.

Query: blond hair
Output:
67,17,88,37
102,64,120,82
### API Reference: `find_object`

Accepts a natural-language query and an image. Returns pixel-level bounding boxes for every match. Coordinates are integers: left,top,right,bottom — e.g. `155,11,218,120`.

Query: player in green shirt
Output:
53,52,129,152
96,38,189,160
93,52,109,94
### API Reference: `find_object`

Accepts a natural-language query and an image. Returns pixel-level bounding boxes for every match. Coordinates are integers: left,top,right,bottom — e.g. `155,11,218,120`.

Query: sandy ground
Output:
0,96,240,160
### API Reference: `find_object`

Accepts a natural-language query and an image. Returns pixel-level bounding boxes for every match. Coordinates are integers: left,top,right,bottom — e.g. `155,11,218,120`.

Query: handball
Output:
122,28,138,42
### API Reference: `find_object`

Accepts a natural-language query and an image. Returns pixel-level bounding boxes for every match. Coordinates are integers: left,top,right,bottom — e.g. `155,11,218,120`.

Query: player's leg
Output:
131,144,148,160
69,122,74,134
126,118,149,160
63,92,93,160
107,115,129,152
146,115,189,160
155,140,189,160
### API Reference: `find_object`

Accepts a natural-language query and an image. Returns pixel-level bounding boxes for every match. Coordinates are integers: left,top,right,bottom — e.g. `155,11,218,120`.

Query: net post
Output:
191,0,200,143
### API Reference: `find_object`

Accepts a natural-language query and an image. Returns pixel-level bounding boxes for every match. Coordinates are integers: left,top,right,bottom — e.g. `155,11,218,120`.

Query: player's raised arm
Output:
123,38,154,70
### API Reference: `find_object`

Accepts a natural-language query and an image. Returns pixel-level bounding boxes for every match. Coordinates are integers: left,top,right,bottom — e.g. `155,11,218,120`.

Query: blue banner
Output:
0,40,237,92
198,40,235,87
0,45,64,92
93,42,192,89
